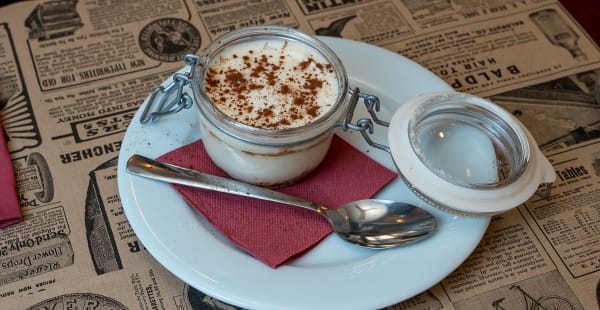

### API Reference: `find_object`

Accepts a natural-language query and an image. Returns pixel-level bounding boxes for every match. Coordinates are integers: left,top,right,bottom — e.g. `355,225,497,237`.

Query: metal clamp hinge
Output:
534,182,553,199
339,87,390,152
140,54,200,124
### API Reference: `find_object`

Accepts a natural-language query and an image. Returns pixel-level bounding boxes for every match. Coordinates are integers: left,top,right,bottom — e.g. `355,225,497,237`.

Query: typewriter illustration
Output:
25,0,83,41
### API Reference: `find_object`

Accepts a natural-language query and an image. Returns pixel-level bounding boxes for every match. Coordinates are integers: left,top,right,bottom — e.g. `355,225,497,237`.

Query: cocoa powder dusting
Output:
204,40,337,129
306,105,319,117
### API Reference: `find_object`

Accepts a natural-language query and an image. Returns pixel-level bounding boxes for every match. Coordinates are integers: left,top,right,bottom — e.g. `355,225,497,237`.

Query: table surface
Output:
0,1,599,310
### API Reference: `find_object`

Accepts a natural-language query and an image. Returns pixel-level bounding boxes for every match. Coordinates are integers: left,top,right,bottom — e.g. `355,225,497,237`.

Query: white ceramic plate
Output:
117,37,490,310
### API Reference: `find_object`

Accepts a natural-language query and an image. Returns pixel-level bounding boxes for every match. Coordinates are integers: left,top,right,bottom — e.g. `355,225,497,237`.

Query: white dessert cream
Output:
204,39,339,129
196,33,345,187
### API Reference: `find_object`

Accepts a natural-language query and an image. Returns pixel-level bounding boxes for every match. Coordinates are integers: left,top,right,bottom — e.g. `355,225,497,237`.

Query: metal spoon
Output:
126,154,437,249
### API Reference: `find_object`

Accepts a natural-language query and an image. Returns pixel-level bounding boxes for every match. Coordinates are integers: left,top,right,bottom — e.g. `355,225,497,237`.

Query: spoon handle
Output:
126,154,324,213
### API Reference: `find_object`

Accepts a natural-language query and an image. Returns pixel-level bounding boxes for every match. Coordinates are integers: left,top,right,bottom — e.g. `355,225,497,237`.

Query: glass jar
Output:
189,26,351,187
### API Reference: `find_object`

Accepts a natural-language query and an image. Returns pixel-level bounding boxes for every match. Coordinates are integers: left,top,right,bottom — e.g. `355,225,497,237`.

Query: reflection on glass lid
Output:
408,94,530,188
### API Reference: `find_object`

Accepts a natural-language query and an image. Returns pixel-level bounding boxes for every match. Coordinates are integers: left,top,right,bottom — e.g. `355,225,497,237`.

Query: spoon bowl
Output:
126,154,437,249
328,199,437,248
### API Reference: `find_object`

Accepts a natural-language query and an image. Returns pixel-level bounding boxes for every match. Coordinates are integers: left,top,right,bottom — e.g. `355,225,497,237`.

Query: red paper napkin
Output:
0,119,23,227
158,135,397,267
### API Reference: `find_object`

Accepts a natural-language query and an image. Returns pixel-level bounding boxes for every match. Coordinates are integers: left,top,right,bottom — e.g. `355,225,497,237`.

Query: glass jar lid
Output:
388,91,555,215
408,93,530,189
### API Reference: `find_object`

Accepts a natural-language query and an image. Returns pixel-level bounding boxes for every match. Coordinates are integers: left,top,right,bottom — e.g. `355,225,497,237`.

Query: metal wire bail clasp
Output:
339,88,391,152
139,54,200,124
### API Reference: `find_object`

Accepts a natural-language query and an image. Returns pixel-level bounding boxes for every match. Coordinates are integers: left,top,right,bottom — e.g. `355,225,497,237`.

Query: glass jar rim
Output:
407,93,531,189
191,26,350,146
387,91,557,216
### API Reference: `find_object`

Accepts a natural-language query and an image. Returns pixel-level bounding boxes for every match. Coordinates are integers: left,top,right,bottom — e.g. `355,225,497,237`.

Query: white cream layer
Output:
204,38,339,129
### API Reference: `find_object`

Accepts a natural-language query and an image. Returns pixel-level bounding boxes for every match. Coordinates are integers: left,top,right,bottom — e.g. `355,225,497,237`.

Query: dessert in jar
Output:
190,26,350,187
